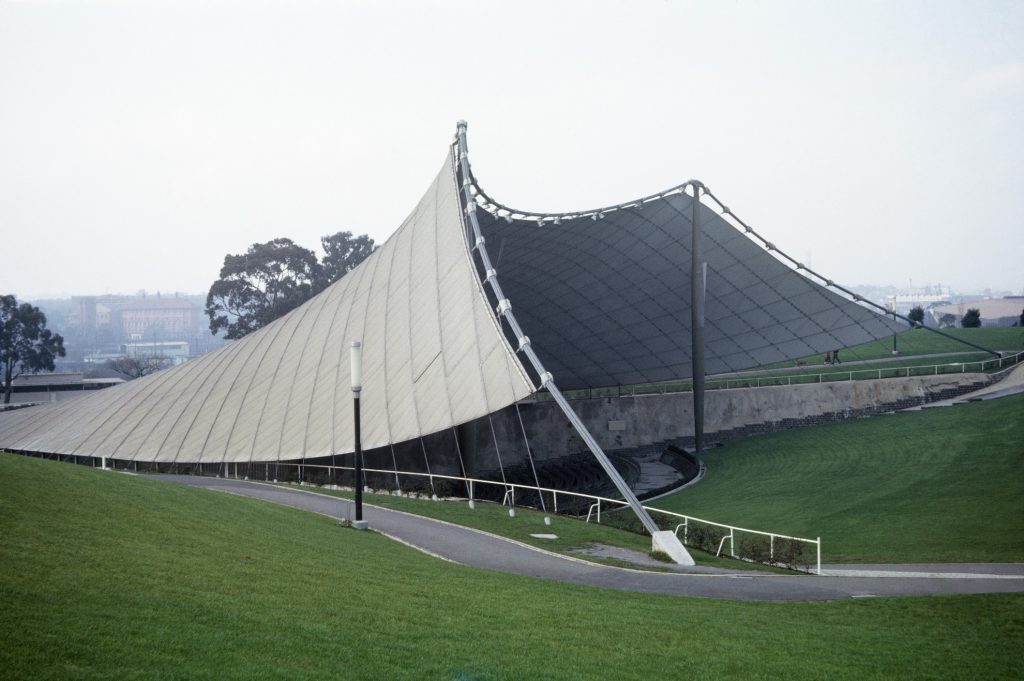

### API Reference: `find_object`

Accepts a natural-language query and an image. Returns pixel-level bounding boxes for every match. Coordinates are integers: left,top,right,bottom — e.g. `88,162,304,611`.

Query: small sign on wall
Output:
608,420,627,431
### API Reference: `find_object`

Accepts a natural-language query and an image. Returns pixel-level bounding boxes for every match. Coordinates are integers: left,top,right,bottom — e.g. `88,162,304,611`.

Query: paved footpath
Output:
154,475,1024,602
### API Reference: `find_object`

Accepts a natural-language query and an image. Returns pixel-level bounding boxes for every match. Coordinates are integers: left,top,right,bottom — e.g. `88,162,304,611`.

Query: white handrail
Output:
531,349,1024,399
260,460,822,573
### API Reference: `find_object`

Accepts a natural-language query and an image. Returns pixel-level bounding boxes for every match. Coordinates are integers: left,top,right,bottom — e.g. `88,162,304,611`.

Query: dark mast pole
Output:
690,181,706,453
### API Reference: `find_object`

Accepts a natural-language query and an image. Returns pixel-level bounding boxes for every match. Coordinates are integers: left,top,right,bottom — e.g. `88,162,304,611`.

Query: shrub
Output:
961,308,982,328
686,524,725,554
774,538,814,570
433,479,455,498
739,536,771,564
601,509,645,535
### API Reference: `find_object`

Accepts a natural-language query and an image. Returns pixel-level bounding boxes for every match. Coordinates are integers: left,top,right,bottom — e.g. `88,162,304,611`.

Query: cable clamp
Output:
496,299,512,316
517,336,531,351
538,371,553,387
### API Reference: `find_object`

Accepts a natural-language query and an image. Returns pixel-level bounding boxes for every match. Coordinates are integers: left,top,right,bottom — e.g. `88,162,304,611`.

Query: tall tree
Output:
961,308,982,328
205,239,321,339
1,295,66,404
907,306,925,325
319,231,376,290
206,231,376,339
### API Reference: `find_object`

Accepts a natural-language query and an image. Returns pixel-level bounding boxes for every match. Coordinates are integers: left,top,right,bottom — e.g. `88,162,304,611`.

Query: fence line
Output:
231,460,822,574
530,349,1024,400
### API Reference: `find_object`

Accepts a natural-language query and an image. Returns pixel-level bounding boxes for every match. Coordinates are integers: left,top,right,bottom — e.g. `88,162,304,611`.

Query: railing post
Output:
817,537,821,575
770,535,774,562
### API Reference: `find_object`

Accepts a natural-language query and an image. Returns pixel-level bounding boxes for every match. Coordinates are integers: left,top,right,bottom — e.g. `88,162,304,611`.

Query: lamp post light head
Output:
350,340,363,396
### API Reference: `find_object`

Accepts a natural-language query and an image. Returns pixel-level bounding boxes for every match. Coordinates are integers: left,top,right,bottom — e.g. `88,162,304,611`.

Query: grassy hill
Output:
782,326,1024,365
1,453,1022,680
656,394,1024,563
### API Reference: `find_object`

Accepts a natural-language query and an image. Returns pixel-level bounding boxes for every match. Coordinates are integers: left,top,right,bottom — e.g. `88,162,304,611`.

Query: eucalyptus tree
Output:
1,295,66,404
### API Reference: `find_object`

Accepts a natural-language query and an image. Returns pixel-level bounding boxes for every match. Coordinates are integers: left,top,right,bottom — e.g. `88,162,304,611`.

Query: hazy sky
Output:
2,0,1022,301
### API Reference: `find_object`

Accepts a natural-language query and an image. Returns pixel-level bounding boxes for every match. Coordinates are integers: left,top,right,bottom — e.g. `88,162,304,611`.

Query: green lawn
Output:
552,327,1024,399
1,453,1022,680
775,326,1024,366
656,394,1024,563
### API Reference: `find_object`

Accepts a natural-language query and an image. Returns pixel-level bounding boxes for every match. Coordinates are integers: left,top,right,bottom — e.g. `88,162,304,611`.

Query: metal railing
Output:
668,513,821,575
232,460,822,574
530,349,1024,400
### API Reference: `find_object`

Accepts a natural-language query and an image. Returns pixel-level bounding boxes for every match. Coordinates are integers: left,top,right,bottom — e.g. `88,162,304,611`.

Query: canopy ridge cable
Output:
487,414,508,486
698,187,1001,358
513,402,546,513
390,443,401,492
450,425,471,498
418,437,436,496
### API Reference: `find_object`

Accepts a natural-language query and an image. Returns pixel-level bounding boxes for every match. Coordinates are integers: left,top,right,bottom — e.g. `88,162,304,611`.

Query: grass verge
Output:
656,394,1024,563
2,453,1023,680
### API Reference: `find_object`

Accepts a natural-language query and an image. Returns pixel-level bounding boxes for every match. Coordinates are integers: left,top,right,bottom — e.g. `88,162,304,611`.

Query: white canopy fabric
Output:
0,126,904,463
0,149,533,462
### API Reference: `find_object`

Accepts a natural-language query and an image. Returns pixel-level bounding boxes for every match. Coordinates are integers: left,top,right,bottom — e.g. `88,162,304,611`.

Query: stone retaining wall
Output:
461,373,991,474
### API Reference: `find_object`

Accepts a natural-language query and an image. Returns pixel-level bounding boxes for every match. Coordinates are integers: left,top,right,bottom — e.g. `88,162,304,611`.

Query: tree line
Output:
907,305,1016,329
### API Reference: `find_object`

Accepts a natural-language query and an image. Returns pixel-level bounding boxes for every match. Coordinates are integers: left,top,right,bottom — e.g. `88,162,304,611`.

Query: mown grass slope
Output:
1,453,1022,680
657,394,1024,563
788,326,1024,364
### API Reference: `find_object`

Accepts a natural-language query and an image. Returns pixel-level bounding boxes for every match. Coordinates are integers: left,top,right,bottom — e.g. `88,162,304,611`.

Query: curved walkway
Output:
911,362,1024,408
153,475,1024,602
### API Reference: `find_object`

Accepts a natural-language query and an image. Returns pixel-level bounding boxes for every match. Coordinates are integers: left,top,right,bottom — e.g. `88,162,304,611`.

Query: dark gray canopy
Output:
475,192,901,390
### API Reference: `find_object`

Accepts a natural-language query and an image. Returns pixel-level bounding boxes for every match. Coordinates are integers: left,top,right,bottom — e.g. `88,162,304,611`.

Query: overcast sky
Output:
1,0,1022,301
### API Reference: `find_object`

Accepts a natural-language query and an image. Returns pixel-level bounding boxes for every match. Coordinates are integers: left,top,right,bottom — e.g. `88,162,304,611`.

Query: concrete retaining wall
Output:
460,373,991,475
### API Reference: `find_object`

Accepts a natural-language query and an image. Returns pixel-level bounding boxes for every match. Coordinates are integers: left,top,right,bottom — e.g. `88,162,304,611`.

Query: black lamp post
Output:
351,340,367,529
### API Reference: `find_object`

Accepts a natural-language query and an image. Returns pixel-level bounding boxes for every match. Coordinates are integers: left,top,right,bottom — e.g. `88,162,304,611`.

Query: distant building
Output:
73,292,202,344
122,341,191,365
5,372,124,405
119,295,199,340
884,285,952,315
928,297,1024,327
